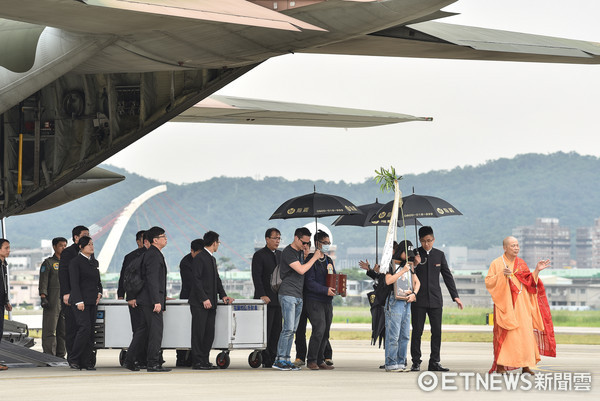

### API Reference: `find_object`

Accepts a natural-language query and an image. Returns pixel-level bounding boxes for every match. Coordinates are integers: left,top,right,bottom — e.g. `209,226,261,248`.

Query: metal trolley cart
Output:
95,299,267,369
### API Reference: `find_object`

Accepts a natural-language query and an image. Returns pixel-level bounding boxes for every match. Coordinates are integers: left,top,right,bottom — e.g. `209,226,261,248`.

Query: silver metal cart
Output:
95,299,267,368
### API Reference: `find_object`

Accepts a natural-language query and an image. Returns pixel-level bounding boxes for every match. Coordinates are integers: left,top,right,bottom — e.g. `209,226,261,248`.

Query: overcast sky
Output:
105,0,600,184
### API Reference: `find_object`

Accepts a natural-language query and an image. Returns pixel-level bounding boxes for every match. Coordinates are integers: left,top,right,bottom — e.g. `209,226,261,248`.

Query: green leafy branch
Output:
374,166,402,193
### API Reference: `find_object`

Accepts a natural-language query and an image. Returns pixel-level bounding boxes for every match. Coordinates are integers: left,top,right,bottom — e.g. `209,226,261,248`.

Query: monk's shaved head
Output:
503,236,520,259
503,236,518,247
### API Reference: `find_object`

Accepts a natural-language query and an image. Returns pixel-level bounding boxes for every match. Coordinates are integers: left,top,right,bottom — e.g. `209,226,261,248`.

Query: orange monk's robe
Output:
485,256,555,373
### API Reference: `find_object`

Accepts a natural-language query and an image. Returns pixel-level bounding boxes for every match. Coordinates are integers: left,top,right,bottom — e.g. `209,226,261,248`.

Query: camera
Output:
407,248,417,262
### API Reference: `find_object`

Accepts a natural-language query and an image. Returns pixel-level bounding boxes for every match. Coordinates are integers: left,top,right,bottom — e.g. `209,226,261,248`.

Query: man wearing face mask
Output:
303,230,336,370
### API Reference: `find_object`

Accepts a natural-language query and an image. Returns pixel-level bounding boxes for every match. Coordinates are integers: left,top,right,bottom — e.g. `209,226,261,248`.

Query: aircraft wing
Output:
302,21,600,64
171,95,431,128
0,0,324,34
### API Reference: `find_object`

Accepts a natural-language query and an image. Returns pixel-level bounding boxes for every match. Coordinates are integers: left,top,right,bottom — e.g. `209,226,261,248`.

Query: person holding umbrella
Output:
273,227,323,371
410,226,463,372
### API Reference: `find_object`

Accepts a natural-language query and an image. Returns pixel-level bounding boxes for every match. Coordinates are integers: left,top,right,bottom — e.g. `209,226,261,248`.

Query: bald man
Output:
485,236,556,374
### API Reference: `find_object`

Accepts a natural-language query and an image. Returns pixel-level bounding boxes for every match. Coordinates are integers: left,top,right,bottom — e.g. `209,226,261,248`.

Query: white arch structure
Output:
97,184,167,273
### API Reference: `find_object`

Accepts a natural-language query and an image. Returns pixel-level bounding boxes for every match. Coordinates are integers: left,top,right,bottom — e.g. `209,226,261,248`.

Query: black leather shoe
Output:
123,361,140,371
193,363,218,370
428,362,449,372
147,365,171,372
379,365,385,369
69,363,81,370
411,362,421,372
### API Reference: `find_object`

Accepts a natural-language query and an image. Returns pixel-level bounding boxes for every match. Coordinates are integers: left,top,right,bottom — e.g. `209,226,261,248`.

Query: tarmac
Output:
0,337,598,400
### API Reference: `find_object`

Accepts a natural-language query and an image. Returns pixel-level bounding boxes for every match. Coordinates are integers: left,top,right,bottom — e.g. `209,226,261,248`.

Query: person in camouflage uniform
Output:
39,237,68,357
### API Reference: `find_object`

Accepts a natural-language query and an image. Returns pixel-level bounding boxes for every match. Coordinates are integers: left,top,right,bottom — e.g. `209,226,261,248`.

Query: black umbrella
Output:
370,192,462,244
367,289,385,348
332,199,422,263
269,187,361,235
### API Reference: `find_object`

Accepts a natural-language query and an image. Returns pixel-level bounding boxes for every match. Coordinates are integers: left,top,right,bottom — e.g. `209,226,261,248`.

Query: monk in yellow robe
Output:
485,236,556,374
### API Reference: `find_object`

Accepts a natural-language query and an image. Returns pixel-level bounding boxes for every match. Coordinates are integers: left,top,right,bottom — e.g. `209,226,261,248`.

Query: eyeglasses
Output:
269,237,281,241
158,234,167,239
301,240,311,246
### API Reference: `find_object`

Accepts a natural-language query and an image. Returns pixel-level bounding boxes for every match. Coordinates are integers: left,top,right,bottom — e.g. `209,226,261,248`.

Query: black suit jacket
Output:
1,260,9,305
117,247,147,299
68,254,102,305
414,247,459,308
251,246,281,306
136,245,167,309
179,253,193,300
59,243,79,297
188,249,226,309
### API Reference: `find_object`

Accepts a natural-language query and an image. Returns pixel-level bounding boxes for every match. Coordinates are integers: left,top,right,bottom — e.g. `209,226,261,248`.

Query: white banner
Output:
380,180,402,271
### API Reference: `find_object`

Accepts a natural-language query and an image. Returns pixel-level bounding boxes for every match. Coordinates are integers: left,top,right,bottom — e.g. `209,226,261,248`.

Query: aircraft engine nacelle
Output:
0,20,116,115
0,19,257,217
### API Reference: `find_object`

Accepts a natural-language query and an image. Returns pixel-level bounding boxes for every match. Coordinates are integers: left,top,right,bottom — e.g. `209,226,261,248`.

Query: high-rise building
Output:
576,218,600,269
512,218,571,269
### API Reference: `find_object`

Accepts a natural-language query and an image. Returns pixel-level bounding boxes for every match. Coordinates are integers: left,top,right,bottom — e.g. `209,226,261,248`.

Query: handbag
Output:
270,263,282,293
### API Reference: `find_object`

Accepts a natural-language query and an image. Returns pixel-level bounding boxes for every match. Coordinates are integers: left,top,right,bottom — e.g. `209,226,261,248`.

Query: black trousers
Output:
190,305,216,365
295,303,332,361
125,305,164,367
306,300,333,365
62,301,76,356
0,303,4,344
128,304,147,364
261,304,282,367
410,305,443,365
295,304,308,360
69,304,97,367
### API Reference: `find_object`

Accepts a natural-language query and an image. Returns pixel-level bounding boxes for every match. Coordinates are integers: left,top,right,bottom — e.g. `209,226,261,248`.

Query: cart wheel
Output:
216,352,230,369
119,350,127,367
248,351,262,369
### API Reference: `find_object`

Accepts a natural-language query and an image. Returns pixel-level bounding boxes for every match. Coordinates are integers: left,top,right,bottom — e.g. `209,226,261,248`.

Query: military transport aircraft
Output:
1,0,599,217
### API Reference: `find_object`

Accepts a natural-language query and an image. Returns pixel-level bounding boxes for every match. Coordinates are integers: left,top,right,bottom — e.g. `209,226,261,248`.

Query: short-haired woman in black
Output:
68,236,102,370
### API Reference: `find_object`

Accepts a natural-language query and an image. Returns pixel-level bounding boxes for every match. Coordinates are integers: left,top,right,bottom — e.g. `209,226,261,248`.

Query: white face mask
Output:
321,244,330,253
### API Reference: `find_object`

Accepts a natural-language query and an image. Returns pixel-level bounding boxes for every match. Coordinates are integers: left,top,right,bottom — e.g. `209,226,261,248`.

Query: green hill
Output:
6,151,600,272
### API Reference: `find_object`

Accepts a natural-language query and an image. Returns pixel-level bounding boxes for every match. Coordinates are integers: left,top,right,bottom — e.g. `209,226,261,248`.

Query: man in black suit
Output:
410,226,463,372
189,231,234,370
176,238,203,367
1,239,14,370
117,230,148,366
124,226,171,372
117,230,146,300
58,225,89,357
251,228,282,368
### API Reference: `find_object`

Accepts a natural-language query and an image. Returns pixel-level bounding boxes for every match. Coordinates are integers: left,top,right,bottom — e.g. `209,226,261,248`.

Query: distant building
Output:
447,246,504,270
576,218,600,269
512,218,571,269
451,269,600,310
5,242,53,308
